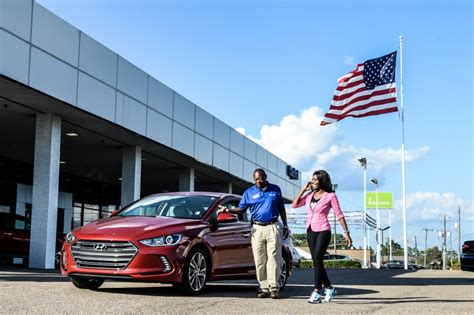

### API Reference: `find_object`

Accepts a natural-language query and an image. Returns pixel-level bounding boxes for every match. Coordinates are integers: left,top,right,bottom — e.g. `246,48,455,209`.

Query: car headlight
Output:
139,234,182,247
65,232,76,243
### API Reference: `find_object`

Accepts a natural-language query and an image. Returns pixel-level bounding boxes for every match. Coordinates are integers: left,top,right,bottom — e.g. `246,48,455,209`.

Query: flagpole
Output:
399,35,408,270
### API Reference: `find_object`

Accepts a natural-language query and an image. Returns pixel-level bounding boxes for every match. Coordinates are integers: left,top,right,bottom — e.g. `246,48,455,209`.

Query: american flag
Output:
321,51,398,126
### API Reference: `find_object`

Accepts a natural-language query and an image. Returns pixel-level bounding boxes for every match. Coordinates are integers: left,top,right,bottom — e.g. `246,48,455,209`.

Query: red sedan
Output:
61,192,293,294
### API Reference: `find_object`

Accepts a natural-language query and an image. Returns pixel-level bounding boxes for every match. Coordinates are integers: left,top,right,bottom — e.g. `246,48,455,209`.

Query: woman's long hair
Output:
313,170,334,193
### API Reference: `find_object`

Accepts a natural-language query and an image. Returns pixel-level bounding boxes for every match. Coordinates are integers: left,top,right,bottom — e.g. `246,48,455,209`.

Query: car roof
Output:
144,191,242,199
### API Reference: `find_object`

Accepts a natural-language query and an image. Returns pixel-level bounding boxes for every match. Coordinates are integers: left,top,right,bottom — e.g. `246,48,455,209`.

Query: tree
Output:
381,240,403,258
425,246,442,266
330,233,349,249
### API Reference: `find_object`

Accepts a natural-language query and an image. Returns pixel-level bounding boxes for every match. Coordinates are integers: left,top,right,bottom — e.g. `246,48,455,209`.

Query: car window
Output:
215,199,248,224
119,195,218,219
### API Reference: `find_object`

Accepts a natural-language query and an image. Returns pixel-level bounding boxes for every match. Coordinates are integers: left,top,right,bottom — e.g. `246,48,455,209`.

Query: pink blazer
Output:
291,191,345,232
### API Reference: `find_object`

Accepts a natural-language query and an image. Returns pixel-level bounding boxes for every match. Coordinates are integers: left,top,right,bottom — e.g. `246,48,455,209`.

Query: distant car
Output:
382,260,419,270
460,240,474,271
291,247,301,267
324,254,350,261
0,213,64,266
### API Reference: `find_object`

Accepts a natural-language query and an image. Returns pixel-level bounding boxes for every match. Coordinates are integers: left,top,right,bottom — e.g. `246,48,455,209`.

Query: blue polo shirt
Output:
238,183,284,223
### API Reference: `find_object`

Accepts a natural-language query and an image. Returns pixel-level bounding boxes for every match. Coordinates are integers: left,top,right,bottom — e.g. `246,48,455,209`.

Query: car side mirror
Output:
217,212,238,223
111,209,121,216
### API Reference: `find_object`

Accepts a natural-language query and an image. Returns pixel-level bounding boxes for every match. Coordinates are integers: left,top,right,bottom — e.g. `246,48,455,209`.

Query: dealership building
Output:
0,0,301,269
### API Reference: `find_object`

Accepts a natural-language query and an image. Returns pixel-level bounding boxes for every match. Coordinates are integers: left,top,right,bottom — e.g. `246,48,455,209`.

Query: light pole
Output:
389,208,393,261
357,158,368,268
332,183,338,254
377,225,390,263
369,178,380,269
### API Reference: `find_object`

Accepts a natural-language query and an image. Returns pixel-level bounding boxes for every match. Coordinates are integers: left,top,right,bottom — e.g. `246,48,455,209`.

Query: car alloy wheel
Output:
279,255,289,291
181,248,208,294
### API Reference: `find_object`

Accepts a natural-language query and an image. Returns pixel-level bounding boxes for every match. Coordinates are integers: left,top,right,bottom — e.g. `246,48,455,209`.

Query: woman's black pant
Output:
307,229,332,290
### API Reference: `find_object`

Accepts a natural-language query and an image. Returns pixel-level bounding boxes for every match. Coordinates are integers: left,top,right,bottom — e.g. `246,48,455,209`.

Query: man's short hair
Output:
253,168,267,178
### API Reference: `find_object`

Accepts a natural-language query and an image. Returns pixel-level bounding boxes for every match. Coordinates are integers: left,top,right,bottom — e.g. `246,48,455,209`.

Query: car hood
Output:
73,216,204,240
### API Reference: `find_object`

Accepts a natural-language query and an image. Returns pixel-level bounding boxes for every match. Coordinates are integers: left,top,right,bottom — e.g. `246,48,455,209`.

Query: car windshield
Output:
118,194,218,219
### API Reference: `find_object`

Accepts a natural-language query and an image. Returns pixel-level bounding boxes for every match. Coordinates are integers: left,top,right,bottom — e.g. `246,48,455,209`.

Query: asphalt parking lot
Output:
0,267,472,314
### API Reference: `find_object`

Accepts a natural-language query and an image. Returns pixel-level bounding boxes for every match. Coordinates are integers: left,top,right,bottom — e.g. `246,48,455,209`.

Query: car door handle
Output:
241,233,250,238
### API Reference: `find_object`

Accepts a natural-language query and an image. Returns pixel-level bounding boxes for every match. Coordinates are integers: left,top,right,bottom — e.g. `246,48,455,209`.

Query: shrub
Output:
300,259,314,268
299,259,362,269
450,260,460,270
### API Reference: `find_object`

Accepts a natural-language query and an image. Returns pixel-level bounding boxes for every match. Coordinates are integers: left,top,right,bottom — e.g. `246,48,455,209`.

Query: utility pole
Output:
442,215,449,271
414,236,418,265
422,227,433,268
449,231,453,267
458,206,461,264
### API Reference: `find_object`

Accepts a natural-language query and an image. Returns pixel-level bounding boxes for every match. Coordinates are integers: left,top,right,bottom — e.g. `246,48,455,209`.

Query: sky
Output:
37,0,473,253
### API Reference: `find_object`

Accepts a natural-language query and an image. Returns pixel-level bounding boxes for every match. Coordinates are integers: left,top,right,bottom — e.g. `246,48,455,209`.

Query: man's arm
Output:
279,206,289,239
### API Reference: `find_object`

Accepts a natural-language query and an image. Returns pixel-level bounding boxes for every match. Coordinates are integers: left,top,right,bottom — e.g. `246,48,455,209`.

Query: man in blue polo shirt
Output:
218,168,288,299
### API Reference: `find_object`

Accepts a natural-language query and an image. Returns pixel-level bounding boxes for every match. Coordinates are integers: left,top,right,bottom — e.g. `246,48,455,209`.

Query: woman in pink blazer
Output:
292,170,352,304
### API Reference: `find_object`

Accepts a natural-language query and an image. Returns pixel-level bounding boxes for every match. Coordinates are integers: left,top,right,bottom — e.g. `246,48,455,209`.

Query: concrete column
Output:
29,114,61,269
228,183,233,194
179,168,195,192
121,146,142,207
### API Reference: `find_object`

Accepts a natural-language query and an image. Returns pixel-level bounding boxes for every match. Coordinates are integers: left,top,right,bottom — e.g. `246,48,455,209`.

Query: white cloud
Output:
235,127,246,135
238,107,340,169
391,192,474,222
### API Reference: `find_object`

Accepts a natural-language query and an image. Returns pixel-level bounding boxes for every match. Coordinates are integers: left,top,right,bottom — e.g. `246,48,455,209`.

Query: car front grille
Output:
71,240,138,270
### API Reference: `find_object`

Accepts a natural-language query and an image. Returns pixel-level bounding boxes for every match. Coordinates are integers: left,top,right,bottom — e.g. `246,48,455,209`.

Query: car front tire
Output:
179,248,209,295
71,277,104,290
279,254,289,291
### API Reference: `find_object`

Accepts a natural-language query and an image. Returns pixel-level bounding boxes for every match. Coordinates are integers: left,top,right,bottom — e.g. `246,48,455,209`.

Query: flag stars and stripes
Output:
320,51,398,126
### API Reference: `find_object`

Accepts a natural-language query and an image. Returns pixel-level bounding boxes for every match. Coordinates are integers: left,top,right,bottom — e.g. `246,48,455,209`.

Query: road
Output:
0,267,472,314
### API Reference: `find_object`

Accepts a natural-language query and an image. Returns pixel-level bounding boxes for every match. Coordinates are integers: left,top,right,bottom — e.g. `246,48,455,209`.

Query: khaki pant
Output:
251,223,282,292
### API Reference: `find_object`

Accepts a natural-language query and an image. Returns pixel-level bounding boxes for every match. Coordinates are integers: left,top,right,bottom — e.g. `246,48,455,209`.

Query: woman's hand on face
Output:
304,181,312,191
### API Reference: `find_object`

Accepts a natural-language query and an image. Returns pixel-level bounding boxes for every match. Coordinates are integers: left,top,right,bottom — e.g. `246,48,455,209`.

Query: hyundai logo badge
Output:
94,243,107,251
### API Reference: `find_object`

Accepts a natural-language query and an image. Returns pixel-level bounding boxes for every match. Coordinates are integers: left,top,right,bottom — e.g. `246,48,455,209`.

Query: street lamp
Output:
377,225,390,262
369,178,381,269
332,183,338,254
389,208,393,261
357,158,368,268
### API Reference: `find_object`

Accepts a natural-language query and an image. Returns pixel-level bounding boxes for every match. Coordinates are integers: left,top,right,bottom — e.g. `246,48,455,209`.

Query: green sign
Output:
365,192,393,209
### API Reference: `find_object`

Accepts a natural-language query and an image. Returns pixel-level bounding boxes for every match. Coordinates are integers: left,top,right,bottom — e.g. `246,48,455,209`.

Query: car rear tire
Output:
279,254,289,291
179,248,209,295
71,277,104,290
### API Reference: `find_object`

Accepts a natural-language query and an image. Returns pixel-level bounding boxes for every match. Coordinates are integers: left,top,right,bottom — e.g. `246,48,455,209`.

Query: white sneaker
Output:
308,291,322,303
324,287,337,302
